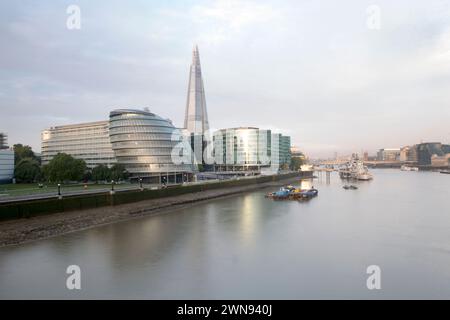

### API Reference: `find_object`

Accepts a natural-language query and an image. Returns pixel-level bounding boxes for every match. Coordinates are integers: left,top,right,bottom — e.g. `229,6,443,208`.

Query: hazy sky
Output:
1,0,449,157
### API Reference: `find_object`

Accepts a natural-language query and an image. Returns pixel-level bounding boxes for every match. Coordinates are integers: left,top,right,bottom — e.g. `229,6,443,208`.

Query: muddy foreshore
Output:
0,177,298,247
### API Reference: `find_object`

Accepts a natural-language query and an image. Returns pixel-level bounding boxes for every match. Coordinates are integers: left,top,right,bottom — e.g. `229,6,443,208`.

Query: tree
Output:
109,163,129,181
13,144,37,163
91,164,110,182
290,157,305,171
43,153,87,183
14,158,41,183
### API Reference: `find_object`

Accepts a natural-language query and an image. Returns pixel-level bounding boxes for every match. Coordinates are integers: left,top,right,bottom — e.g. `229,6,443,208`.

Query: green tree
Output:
290,157,305,171
43,153,87,182
91,164,111,182
13,144,37,163
109,163,129,181
14,158,41,183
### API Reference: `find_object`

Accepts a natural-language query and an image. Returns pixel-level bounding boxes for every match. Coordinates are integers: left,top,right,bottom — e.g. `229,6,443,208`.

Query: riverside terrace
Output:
0,172,305,222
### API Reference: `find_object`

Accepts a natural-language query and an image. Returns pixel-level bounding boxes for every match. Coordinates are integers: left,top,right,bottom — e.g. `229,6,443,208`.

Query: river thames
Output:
1,169,449,299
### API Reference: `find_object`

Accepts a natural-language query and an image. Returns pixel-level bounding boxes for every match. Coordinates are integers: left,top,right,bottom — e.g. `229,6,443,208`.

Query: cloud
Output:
1,0,450,157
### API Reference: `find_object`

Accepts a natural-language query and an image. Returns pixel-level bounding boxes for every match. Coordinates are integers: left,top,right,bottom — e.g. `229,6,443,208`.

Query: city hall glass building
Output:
109,109,195,183
41,121,116,168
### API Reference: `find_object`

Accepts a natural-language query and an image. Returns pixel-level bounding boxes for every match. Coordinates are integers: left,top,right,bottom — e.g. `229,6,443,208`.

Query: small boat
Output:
343,185,358,190
299,188,318,198
440,170,450,174
401,165,419,172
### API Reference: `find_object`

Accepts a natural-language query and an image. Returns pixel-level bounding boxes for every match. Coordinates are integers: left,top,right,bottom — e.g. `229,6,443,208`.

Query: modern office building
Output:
213,127,291,172
109,109,195,183
431,154,450,167
399,146,418,163
416,142,450,166
272,134,291,169
376,148,401,161
0,133,13,183
41,121,116,168
184,46,210,165
0,133,8,150
0,149,14,184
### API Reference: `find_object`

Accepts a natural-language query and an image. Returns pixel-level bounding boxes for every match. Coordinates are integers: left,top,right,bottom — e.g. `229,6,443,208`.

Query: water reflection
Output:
1,169,450,299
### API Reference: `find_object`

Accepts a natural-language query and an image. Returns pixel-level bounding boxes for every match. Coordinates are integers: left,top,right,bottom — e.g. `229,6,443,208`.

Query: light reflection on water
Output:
0,169,450,299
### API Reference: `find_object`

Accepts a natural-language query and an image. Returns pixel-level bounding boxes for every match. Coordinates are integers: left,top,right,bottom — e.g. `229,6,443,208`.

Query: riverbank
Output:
0,175,300,247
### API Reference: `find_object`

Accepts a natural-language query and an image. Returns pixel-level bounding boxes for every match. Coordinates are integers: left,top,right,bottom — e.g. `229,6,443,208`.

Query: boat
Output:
266,187,292,200
440,170,450,174
401,165,419,172
299,188,318,198
343,185,358,190
266,186,318,201
339,157,373,181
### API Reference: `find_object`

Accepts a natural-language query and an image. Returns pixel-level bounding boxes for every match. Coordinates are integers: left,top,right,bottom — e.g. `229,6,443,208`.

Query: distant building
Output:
272,134,291,169
377,148,401,161
109,109,196,183
416,142,450,166
0,149,14,184
407,145,418,162
291,146,305,160
41,121,116,169
213,127,290,172
431,154,450,167
363,151,369,161
399,146,409,162
0,133,8,150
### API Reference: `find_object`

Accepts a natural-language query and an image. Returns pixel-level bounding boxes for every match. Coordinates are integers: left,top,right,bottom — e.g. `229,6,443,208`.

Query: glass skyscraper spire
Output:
184,45,209,135
183,45,210,165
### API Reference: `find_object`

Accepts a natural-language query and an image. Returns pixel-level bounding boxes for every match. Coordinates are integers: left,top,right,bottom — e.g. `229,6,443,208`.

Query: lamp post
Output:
57,183,62,199
139,178,143,190
111,180,115,194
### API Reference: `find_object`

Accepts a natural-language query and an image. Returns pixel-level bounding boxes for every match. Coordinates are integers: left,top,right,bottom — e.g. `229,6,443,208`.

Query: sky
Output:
0,0,449,158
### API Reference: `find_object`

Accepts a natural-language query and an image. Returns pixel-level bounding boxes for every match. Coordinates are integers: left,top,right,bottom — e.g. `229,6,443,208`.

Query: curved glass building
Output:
109,109,195,184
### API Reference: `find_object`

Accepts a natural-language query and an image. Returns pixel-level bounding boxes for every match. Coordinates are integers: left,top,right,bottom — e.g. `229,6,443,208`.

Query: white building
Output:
41,121,116,169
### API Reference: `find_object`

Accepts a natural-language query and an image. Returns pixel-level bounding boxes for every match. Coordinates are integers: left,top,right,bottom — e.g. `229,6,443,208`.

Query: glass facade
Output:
41,121,116,168
272,134,291,169
0,133,8,150
213,127,290,172
109,109,195,183
0,150,14,183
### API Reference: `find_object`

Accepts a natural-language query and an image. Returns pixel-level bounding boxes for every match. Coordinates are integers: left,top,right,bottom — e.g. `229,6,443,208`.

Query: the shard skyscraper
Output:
184,45,209,134
184,45,210,165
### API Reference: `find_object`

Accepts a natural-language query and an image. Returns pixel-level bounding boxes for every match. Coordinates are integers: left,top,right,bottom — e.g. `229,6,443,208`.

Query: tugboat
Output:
266,187,292,200
266,185,318,201
339,156,373,181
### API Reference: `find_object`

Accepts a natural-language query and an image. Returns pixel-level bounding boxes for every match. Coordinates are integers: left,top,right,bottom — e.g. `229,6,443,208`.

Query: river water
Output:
1,169,449,299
